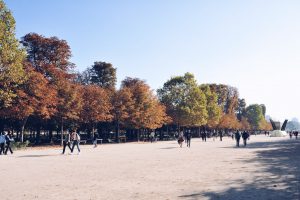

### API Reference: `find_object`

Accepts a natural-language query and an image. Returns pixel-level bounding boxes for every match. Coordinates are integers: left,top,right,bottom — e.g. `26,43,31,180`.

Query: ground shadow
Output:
159,147,178,150
179,139,300,200
18,154,59,158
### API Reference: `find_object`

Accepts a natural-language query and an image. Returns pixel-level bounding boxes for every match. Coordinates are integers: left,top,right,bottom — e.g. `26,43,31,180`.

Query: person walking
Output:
93,133,98,148
235,130,241,147
178,130,184,148
219,130,223,141
0,133,6,155
201,131,207,142
295,131,298,139
186,130,192,148
242,131,249,147
71,130,81,154
230,131,234,140
150,131,155,143
4,131,14,155
62,132,72,154
289,132,293,139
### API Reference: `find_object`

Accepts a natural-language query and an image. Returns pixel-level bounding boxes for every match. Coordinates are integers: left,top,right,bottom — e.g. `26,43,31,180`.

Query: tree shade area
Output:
0,0,272,144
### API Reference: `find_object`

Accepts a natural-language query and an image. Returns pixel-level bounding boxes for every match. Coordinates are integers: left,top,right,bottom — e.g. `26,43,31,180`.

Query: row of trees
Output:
157,73,271,132
0,0,271,145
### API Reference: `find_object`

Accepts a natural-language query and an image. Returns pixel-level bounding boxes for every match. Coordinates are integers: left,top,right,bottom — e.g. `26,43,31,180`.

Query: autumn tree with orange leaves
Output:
121,77,170,141
80,85,113,138
0,63,57,142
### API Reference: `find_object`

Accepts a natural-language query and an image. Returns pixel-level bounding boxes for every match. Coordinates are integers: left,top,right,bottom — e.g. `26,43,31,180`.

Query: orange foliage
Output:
80,85,113,124
218,113,240,130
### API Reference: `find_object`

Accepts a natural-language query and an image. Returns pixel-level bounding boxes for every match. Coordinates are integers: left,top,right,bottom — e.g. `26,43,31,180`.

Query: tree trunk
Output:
36,126,41,144
49,129,53,144
60,117,64,146
92,124,95,139
16,130,19,141
137,129,140,142
21,117,28,143
115,120,120,143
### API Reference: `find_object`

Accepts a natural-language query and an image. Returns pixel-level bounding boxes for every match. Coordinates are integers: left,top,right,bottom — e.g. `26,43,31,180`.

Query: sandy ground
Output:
1,135,300,200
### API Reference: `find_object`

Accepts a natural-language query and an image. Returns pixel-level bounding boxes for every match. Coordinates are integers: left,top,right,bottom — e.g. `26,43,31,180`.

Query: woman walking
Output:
178,130,184,148
71,130,81,154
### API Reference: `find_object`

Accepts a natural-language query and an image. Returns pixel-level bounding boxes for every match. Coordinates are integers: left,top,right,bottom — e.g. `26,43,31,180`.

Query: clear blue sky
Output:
5,0,300,121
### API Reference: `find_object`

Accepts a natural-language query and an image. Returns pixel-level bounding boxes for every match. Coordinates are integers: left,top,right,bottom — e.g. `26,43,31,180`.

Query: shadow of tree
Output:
159,147,178,150
18,154,59,158
179,139,300,200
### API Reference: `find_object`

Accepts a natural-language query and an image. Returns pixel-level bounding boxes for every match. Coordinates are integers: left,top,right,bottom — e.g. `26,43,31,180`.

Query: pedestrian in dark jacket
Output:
242,131,249,147
295,131,298,139
5,132,14,155
201,131,207,142
62,132,72,154
186,130,192,148
235,131,241,147
219,130,223,141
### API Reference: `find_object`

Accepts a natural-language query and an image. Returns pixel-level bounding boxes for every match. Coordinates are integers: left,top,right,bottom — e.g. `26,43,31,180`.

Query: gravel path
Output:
1,135,299,200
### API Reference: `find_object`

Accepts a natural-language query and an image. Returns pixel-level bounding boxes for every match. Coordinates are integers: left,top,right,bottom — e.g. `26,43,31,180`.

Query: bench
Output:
119,136,126,143
94,139,103,145
79,140,87,144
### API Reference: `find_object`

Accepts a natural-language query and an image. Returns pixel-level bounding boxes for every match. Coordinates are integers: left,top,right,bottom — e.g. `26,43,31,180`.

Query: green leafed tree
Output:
85,61,117,90
157,72,207,128
260,104,266,117
236,98,246,120
245,104,264,130
200,85,222,128
0,0,26,107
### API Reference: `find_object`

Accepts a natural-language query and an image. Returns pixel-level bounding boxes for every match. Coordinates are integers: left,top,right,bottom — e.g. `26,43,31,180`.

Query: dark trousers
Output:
187,138,191,147
236,139,240,147
243,139,247,146
150,137,154,143
71,141,80,153
62,141,72,154
0,143,5,155
5,142,13,154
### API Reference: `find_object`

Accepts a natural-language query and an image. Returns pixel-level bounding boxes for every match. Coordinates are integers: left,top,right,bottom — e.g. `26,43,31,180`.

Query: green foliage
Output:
158,72,208,127
0,0,26,108
245,104,264,130
87,62,117,89
208,84,239,114
236,98,246,120
260,104,266,117
200,85,221,128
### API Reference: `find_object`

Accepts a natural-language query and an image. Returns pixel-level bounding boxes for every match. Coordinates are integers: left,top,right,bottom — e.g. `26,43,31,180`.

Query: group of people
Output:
234,130,250,147
176,129,250,148
62,130,81,155
177,130,192,148
289,131,299,139
0,131,14,155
